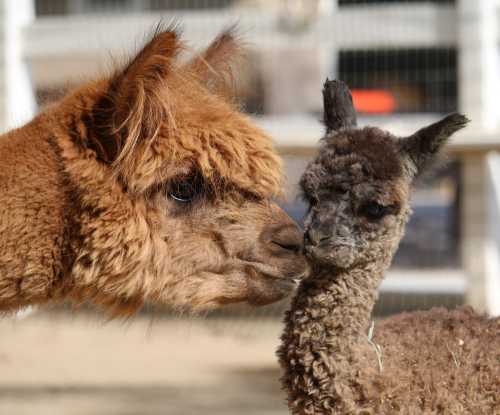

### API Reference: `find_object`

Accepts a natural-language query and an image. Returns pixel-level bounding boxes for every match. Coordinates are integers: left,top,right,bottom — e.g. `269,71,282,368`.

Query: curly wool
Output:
279,269,500,414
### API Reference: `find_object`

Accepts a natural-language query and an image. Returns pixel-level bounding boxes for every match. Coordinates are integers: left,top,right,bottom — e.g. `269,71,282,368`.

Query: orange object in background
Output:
351,89,396,114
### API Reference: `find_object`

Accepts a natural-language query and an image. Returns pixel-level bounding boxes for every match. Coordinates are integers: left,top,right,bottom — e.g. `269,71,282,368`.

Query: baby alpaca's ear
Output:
88,25,181,167
400,113,469,177
322,79,357,134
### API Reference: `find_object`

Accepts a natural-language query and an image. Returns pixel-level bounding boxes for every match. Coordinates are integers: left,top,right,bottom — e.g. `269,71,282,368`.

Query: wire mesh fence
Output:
30,0,466,314
34,0,238,15
4,4,499,415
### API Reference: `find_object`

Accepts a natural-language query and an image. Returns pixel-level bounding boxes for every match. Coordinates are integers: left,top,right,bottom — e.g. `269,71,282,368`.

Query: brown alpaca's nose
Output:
261,222,307,282
253,204,308,288
269,224,303,254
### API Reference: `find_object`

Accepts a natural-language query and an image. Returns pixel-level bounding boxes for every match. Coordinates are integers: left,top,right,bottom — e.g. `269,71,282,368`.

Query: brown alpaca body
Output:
371,306,499,414
0,27,307,316
278,80,499,414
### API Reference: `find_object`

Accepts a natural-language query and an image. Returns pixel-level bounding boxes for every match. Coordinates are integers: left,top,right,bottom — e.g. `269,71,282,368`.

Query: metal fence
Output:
34,0,238,15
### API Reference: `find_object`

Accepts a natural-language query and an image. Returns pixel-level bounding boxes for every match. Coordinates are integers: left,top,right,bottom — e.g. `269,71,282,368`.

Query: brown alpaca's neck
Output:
0,115,82,313
278,258,390,414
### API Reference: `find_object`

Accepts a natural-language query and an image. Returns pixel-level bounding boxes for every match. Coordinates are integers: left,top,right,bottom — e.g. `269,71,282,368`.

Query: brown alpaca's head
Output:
54,26,307,314
301,80,468,270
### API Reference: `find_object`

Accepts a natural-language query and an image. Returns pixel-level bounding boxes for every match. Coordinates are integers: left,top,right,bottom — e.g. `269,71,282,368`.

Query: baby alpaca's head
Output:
301,80,468,270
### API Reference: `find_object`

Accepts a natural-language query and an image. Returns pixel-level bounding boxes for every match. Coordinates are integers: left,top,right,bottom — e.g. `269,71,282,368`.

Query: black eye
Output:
359,201,390,221
168,179,199,203
308,194,319,206
334,185,348,194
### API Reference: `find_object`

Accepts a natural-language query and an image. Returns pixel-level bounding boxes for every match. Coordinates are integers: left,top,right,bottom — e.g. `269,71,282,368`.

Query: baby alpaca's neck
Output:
278,259,389,414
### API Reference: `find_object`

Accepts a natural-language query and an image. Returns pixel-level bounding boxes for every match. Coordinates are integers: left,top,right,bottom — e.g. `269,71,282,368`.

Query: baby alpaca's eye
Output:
359,201,391,221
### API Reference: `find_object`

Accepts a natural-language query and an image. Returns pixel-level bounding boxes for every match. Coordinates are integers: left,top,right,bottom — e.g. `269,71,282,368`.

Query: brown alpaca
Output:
278,80,500,414
0,26,307,316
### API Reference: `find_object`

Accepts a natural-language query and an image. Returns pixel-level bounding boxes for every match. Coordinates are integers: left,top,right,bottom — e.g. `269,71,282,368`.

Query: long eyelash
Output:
170,170,203,190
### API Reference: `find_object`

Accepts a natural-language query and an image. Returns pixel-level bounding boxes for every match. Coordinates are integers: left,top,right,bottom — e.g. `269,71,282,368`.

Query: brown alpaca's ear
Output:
400,113,469,177
88,25,181,166
182,27,244,99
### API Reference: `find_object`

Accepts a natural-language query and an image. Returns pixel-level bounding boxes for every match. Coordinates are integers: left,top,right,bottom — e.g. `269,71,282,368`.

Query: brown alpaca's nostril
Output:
272,240,301,253
267,224,303,254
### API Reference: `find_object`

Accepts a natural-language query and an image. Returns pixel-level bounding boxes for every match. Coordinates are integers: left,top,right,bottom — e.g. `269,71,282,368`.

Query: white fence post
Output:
484,153,500,316
0,0,36,133
460,154,488,313
462,151,500,316
458,0,500,132
458,0,500,315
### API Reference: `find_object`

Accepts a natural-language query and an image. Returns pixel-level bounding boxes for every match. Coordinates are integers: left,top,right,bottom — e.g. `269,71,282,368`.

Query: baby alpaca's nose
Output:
305,226,331,247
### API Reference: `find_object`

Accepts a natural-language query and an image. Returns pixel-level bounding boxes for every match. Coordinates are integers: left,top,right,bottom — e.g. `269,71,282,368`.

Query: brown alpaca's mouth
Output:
209,270,295,308
244,259,308,283
247,274,296,306
194,255,308,309
240,260,302,305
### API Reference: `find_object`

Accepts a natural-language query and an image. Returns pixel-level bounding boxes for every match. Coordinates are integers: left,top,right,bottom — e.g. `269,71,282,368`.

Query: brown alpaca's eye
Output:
169,181,196,203
167,171,207,204
359,201,390,221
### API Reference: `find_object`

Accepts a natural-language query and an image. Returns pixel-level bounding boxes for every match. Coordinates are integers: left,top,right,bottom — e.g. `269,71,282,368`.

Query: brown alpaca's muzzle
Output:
242,206,309,305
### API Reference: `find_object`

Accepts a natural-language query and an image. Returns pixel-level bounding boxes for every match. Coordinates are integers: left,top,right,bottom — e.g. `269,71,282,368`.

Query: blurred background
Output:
1,0,500,414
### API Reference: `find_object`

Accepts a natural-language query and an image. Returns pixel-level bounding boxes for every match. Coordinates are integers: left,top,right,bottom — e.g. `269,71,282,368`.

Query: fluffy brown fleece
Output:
0,26,307,316
278,80,499,414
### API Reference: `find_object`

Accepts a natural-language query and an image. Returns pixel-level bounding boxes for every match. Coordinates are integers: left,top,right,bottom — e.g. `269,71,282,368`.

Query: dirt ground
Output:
0,310,289,415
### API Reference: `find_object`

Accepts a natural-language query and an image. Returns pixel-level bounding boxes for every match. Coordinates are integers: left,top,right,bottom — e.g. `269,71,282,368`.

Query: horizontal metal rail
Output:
24,4,456,59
